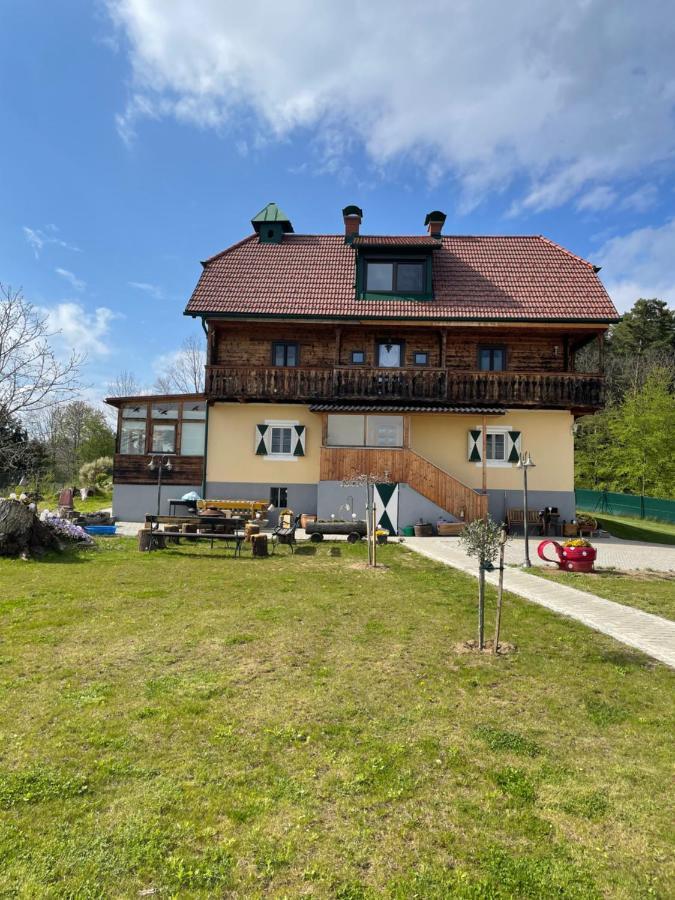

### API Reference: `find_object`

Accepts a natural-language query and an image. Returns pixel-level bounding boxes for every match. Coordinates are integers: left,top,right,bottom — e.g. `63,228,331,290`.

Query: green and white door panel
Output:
374,483,399,534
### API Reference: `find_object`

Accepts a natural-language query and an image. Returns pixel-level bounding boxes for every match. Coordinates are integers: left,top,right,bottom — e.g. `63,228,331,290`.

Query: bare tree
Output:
153,334,205,393
106,369,142,397
1,284,82,419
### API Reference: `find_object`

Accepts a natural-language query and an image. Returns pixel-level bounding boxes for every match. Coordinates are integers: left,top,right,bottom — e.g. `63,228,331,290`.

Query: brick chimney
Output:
342,205,363,243
424,210,446,238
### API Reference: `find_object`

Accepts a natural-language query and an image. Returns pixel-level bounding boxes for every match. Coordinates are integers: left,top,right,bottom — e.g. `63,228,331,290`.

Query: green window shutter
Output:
293,425,306,457
507,430,521,463
468,429,482,462
255,424,269,456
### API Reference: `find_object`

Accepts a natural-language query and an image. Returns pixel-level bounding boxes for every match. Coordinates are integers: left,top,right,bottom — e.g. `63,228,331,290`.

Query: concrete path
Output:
406,537,675,668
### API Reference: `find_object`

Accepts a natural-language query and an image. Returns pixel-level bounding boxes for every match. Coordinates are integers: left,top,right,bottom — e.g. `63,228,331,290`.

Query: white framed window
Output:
270,426,293,455
486,432,506,461
255,420,305,460
469,426,520,467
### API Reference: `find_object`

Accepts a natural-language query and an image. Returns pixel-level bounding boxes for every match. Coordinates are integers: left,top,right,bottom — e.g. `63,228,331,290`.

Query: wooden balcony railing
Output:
205,365,605,409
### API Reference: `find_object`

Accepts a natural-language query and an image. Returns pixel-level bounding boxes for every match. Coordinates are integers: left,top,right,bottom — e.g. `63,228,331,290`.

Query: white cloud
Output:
620,184,659,213
129,280,164,299
576,185,617,213
106,1,675,212
23,225,81,258
596,218,675,312
42,302,119,356
55,267,86,291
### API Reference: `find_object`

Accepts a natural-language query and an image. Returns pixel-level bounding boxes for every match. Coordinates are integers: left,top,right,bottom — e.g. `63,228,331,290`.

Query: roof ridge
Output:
536,234,595,269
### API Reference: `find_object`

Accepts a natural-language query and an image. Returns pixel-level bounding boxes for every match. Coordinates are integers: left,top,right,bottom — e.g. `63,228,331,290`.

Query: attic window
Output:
364,259,425,294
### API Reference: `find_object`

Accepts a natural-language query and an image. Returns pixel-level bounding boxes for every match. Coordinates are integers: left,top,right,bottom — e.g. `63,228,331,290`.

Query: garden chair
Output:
272,509,297,554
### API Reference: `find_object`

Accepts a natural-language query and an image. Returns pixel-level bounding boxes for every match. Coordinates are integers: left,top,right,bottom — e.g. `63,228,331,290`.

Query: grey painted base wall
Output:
113,484,201,523
317,481,460,529
487,489,576,524
113,481,576,529
205,482,317,526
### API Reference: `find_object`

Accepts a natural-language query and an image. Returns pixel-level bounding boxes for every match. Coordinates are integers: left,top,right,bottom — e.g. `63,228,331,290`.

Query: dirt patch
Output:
454,639,517,656
348,562,390,572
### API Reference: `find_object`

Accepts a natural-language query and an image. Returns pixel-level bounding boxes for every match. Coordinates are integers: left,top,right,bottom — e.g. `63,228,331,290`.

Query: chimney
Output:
424,210,446,238
342,205,363,243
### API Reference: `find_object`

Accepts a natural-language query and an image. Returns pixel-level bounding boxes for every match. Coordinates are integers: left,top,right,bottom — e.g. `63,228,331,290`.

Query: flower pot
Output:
560,545,596,572
538,539,596,572
414,523,434,537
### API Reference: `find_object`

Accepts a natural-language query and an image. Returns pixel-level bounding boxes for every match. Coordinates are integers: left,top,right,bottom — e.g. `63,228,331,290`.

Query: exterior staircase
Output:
319,446,487,522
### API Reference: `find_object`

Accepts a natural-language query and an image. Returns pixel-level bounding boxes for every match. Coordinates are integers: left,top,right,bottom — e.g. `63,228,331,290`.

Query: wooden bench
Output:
506,508,541,534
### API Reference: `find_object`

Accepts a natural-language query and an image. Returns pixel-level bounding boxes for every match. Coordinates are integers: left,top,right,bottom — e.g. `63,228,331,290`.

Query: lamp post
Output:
148,455,172,524
516,451,536,567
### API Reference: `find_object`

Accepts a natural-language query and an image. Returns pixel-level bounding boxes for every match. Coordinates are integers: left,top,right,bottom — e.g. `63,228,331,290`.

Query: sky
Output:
1,0,674,403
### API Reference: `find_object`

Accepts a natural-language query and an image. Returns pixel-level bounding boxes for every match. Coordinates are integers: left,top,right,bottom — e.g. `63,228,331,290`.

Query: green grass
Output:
583,512,675,545
0,539,673,897
531,568,675,621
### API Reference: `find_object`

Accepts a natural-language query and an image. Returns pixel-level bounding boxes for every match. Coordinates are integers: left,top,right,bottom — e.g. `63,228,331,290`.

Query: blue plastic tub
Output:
84,525,117,535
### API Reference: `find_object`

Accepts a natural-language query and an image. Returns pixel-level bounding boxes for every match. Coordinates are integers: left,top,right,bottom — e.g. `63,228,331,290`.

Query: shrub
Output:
79,457,113,488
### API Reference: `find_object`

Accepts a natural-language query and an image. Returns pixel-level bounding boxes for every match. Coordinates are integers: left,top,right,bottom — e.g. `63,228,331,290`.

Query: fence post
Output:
640,494,645,520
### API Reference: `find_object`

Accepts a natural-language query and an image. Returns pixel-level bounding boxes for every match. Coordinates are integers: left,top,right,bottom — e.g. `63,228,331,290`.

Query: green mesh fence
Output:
575,489,675,524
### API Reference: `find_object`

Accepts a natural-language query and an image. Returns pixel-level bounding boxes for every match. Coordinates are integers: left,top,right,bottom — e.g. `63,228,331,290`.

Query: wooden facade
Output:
206,321,605,411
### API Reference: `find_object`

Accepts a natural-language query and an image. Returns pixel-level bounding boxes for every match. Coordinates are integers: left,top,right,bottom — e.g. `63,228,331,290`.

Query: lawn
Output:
530,567,675,621
588,513,675,546
0,539,673,898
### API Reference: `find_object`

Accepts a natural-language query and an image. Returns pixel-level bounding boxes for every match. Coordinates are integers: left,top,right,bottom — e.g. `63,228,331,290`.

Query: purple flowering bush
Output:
40,512,93,545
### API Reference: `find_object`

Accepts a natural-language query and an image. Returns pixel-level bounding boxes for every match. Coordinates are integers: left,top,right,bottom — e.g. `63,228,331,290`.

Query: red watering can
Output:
538,540,596,573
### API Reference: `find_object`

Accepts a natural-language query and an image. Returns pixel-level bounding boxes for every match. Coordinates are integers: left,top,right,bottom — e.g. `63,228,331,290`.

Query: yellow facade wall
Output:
206,403,323,483
410,410,574,492
206,403,574,493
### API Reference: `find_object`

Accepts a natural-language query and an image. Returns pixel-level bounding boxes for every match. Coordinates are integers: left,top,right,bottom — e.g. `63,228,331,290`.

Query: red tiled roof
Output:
185,233,618,321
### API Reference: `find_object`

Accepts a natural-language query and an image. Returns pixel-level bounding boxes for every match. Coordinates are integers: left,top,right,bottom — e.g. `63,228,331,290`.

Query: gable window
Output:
351,349,365,364
414,351,428,366
378,341,403,367
272,342,298,367
365,259,426,294
479,347,506,371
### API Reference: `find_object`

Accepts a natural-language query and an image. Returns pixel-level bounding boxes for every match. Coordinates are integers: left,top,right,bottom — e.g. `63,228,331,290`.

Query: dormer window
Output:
364,259,426,294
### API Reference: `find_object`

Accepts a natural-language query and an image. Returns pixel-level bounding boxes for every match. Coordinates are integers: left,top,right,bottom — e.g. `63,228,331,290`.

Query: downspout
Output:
201,401,210,499
201,316,209,499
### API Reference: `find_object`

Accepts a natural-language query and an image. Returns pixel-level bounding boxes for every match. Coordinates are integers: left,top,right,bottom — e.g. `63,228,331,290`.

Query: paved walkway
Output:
406,537,675,668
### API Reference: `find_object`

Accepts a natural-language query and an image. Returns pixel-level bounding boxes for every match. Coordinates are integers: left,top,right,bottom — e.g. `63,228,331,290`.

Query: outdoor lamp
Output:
516,451,536,567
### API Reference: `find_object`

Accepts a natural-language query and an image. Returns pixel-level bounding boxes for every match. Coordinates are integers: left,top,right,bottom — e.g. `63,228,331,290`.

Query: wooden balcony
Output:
206,365,604,410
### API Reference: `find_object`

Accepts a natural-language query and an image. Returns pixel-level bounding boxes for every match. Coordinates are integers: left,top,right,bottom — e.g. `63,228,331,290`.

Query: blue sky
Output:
1,0,674,401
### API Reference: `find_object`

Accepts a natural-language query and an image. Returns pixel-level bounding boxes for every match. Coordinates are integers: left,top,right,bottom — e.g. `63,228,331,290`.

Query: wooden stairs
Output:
319,447,487,522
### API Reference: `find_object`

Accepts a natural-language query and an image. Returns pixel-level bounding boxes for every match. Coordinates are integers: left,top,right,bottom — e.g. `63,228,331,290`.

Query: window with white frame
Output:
270,426,293,455
485,432,506,461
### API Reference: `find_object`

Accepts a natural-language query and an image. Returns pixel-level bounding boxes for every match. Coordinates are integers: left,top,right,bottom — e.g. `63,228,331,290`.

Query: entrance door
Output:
378,342,402,367
375,483,399,534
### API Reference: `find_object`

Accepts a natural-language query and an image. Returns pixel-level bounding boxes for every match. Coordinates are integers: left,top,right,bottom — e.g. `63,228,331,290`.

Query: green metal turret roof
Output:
251,202,294,234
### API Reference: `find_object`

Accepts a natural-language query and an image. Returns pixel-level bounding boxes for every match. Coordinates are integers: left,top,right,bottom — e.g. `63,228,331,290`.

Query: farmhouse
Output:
106,204,618,526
